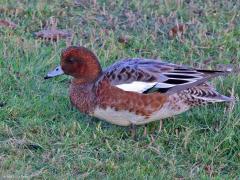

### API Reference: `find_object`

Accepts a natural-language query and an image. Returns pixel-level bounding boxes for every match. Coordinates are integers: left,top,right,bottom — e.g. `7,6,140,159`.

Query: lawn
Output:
0,0,239,179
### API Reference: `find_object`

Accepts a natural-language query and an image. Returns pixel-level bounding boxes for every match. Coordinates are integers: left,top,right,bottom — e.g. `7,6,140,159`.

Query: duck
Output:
45,46,233,138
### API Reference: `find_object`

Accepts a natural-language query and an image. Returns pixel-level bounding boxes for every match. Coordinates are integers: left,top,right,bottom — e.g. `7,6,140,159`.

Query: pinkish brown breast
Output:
69,81,97,114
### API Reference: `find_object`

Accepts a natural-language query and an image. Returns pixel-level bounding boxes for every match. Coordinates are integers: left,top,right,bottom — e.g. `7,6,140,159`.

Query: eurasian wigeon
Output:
45,46,233,138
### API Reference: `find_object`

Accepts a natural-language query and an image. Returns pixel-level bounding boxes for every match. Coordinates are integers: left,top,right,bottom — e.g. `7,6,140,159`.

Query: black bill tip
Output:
44,76,52,80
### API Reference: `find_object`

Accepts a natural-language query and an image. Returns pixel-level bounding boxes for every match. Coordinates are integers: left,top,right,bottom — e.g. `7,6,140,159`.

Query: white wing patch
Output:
116,81,179,93
116,81,157,93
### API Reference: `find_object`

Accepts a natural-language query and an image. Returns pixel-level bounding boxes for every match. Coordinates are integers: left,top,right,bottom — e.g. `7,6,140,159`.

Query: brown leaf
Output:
35,17,73,43
169,23,188,38
0,19,17,29
0,7,24,15
118,35,130,45
204,164,213,176
34,29,72,41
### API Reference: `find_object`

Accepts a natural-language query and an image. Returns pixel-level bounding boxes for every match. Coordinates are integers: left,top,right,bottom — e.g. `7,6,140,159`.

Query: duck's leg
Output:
69,100,74,110
143,125,147,136
130,124,137,140
158,119,163,132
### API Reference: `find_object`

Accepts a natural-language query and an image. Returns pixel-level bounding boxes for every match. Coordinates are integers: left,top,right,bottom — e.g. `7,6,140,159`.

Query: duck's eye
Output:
68,57,75,63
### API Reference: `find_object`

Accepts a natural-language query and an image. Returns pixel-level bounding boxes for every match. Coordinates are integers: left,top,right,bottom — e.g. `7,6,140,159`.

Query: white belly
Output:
93,107,143,126
93,102,190,126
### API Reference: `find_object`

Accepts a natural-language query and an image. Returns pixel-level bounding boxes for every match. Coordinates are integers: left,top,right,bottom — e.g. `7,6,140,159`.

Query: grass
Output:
0,0,239,178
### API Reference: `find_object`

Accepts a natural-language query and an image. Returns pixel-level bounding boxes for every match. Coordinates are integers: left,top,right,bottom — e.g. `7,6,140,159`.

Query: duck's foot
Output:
130,124,137,140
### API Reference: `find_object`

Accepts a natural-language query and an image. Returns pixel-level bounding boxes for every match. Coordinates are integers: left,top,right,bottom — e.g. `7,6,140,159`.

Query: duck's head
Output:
45,46,102,83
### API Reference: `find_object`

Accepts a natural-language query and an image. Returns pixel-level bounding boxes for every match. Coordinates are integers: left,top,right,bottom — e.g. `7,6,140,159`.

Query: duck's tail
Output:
194,93,234,103
182,83,234,106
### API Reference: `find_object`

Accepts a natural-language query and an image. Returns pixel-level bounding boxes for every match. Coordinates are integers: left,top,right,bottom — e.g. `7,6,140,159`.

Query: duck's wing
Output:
101,58,230,95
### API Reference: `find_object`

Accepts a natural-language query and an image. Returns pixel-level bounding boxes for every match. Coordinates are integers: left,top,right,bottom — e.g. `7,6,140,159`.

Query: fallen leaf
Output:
34,29,72,41
169,23,188,38
204,164,213,176
118,35,130,45
35,17,73,42
0,19,17,29
0,7,24,15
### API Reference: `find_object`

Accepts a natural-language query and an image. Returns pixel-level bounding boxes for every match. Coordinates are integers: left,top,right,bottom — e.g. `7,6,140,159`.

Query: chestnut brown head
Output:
45,46,102,83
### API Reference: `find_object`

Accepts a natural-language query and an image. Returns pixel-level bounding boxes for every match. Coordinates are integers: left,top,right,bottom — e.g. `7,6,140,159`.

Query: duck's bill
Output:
44,65,64,79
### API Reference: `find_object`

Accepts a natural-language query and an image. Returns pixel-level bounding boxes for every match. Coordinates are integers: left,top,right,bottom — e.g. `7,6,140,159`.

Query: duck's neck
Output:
69,81,96,114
